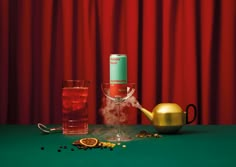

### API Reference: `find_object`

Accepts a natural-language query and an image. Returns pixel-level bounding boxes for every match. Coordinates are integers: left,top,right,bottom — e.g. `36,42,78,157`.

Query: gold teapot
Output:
140,103,197,133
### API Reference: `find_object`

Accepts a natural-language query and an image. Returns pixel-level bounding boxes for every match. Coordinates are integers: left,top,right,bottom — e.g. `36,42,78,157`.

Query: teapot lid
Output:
153,103,183,114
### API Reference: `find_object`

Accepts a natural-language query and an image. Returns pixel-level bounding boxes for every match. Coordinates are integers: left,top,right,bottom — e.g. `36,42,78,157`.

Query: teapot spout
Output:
140,108,153,122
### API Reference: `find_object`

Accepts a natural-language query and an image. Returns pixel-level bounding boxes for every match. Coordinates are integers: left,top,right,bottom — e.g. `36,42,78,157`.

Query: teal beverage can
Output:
109,54,127,97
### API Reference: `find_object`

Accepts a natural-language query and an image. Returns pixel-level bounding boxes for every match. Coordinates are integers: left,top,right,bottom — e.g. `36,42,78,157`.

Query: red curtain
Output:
0,0,235,125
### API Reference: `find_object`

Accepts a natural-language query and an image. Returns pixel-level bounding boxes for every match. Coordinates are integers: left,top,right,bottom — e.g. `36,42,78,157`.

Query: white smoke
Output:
123,96,142,109
100,96,142,125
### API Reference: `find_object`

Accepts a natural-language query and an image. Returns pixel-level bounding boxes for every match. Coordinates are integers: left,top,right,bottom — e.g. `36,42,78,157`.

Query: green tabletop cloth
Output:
0,125,235,167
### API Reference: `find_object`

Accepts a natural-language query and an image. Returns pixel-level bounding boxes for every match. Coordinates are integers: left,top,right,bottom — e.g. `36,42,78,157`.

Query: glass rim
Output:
62,80,90,88
63,79,90,82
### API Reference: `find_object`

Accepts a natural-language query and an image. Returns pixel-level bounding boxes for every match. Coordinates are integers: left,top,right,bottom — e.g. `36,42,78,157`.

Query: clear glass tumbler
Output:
62,80,90,135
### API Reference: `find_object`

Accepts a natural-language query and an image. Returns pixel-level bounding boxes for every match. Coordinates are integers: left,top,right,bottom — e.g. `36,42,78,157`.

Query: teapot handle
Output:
185,104,197,124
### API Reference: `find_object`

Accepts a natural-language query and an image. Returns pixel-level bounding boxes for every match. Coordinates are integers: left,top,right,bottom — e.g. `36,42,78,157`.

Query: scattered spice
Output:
136,130,162,138
72,138,116,150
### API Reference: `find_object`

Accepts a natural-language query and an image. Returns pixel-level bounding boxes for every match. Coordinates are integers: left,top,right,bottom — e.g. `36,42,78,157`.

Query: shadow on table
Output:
164,129,209,136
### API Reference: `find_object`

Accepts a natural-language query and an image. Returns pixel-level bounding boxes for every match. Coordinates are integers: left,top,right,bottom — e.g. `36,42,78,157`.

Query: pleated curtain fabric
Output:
0,0,235,124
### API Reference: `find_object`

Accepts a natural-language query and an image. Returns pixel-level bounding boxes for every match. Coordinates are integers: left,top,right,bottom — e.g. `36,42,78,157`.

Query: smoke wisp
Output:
100,96,142,125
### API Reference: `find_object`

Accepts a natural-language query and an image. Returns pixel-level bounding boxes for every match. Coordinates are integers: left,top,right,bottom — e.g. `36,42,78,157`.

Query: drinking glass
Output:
101,83,135,142
62,80,90,135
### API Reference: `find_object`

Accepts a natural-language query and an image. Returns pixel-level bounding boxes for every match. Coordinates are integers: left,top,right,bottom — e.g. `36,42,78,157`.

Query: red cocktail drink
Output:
62,80,89,135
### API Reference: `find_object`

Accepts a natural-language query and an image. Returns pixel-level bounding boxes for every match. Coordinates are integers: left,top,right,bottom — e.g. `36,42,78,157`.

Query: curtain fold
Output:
0,0,235,124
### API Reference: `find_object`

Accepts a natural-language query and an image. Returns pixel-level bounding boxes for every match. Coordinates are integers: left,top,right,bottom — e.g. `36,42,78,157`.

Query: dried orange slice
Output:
79,138,98,147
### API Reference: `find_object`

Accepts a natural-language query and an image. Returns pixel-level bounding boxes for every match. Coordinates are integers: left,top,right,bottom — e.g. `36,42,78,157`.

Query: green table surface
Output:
0,125,235,167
